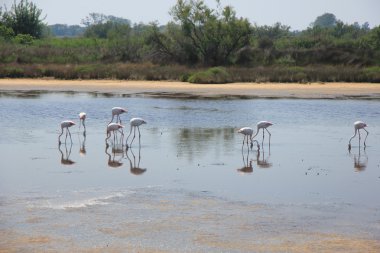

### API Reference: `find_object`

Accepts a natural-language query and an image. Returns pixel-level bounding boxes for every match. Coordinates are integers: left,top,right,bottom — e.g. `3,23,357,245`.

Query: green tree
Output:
81,13,131,27
312,13,337,28
168,0,252,65
2,0,46,38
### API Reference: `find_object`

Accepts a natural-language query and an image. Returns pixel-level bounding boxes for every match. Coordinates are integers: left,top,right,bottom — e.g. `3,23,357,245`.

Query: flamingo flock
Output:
59,107,147,149
59,108,369,152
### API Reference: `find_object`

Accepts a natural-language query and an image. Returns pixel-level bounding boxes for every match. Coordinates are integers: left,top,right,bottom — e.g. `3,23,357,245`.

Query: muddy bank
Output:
0,79,379,99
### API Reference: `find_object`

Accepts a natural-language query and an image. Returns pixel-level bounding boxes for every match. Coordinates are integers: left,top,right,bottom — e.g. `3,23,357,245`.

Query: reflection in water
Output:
237,149,254,174
175,128,235,161
349,149,368,172
105,144,124,168
126,145,146,175
256,146,272,169
78,132,86,156
58,143,75,165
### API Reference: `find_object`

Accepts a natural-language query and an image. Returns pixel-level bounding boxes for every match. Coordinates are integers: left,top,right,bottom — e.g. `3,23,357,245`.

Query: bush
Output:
12,34,34,44
187,67,231,84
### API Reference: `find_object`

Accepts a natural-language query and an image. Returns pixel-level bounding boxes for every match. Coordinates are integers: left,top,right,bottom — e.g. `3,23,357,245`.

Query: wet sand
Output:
0,78,379,99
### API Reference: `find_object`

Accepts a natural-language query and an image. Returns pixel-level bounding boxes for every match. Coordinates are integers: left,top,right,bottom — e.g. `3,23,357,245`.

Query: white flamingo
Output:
58,120,75,145
106,123,124,147
126,118,147,148
348,121,369,150
238,127,260,150
252,121,273,144
79,112,86,131
109,107,127,124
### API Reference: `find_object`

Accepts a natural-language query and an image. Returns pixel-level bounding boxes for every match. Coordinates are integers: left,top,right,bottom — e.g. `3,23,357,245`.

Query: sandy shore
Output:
0,78,380,99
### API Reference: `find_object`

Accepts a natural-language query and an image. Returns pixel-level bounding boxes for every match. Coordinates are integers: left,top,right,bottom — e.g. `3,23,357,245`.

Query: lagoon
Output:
0,91,379,252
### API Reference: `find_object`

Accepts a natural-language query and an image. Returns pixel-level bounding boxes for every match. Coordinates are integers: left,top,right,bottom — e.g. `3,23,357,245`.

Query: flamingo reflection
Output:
126,146,146,175
256,146,272,169
58,142,75,165
78,132,86,156
349,148,368,172
237,148,253,174
105,144,124,168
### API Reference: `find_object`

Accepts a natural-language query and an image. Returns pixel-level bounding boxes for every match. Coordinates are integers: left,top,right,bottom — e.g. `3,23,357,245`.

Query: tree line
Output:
1,0,379,82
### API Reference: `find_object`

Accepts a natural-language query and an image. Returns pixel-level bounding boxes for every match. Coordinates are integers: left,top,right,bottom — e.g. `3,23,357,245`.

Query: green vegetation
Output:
1,0,380,83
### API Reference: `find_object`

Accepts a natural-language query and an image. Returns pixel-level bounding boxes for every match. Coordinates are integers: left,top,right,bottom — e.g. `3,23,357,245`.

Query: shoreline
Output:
0,78,380,99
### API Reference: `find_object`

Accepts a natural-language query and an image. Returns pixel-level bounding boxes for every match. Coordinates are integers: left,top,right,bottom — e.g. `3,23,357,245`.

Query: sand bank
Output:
0,78,379,99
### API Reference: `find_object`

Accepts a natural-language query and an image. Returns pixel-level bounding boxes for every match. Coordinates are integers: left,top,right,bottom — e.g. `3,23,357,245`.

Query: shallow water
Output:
1,92,380,252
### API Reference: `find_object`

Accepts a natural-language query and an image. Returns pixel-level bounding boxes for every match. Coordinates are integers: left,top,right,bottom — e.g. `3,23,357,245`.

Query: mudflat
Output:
0,78,379,99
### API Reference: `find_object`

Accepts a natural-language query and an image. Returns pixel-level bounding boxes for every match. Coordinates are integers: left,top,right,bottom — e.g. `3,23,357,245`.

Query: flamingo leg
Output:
65,129,68,144
265,128,271,147
58,128,63,145
349,129,358,146
363,128,369,147
118,129,124,145
110,115,116,125
251,139,260,150
68,128,72,143
358,129,361,147
137,126,141,145
83,120,86,133
131,127,136,147
126,126,133,146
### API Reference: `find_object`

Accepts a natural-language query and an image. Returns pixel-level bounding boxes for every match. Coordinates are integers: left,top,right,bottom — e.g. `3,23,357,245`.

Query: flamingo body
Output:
106,123,124,146
238,127,254,136
107,123,124,133
257,121,273,129
126,118,147,148
130,117,147,127
238,127,259,150
79,112,86,120
252,120,273,145
59,120,75,144
109,107,128,124
348,121,369,150
354,121,367,129
79,112,86,132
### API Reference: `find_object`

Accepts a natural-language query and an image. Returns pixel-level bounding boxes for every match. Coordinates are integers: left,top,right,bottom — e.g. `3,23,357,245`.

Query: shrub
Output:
187,67,230,84
12,34,34,44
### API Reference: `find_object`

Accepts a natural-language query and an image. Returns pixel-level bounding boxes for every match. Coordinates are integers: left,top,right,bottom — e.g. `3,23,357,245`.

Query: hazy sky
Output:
2,0,380,30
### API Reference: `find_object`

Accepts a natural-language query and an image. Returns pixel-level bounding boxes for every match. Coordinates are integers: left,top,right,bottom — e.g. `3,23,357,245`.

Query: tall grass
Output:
1,63,379,83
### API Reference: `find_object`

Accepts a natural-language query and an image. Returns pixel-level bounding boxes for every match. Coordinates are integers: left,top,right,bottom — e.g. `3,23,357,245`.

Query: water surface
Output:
0,92,379,252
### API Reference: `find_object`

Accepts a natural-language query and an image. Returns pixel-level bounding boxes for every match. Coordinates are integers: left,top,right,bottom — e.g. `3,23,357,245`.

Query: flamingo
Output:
109,107,127,125
105,123,124,147
252,121,273,145
126,118,147,148
79,112,86,132
348,121,369,150
237,127,260,150
58,120,75,145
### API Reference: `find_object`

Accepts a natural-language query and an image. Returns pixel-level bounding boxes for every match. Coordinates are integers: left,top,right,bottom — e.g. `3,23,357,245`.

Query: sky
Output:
1,0,380,30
